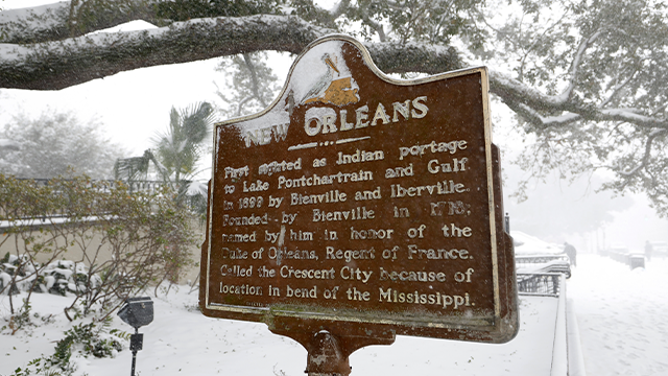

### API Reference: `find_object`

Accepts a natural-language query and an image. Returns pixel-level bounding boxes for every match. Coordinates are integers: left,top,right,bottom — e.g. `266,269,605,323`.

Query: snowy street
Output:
568,254,668,376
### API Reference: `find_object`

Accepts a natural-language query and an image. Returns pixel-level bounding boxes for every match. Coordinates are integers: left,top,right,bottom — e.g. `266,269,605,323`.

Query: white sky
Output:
1,59,225,155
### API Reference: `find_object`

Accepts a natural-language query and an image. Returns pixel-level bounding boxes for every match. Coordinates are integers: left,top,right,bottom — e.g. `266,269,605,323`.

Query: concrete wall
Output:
0,220,204,285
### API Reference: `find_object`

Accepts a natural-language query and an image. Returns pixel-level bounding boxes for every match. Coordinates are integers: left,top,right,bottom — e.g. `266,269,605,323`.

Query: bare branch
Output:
620,129,668,176
557,30,602,103
236,96,255,117
360,10,386,42
601,69,638,108
242,53,268,108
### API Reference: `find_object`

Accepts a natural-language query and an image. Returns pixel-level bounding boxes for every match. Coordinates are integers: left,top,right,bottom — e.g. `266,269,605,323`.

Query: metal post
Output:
130,328,139,376
306,331,351,376
129,327,143,376
131,349,137,376
269,322,394,376
117,296,151,376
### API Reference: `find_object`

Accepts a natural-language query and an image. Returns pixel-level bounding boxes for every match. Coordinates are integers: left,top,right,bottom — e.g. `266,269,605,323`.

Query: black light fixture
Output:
118,297,153,376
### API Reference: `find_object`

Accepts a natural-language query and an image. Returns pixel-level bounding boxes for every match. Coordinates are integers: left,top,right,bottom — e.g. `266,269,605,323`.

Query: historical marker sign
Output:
200,35,518,345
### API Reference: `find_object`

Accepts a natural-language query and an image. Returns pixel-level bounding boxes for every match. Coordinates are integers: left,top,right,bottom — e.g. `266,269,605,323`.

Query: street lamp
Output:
118,297,153,376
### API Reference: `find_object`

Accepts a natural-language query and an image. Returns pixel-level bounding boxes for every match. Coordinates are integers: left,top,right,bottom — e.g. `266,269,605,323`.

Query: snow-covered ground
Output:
0,289,557,375
2,253,667,376
568,254,668,376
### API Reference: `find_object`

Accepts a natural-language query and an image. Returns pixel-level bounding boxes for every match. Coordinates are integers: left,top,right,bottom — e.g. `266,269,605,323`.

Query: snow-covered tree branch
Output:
0,13,332,90
2,0,668,215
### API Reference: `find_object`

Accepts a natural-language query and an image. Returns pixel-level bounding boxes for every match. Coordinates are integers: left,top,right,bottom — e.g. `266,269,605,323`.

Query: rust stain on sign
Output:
200,35,518,347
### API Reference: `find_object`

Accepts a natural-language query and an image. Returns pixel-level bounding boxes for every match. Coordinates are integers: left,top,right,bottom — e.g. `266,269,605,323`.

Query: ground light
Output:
117,297,153,376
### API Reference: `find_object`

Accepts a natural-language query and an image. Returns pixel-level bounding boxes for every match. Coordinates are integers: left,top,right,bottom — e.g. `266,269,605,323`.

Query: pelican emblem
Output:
301,53,359,107
324,54,340,76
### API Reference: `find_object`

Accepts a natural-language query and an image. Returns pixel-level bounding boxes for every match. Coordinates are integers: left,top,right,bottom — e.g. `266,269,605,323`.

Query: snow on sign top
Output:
201,35,518,347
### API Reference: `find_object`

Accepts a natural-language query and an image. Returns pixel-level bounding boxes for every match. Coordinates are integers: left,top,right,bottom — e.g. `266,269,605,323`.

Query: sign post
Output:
200,35,518,375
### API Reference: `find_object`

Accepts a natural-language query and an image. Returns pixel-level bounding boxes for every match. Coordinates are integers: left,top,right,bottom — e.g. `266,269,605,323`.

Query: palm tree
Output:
153,102,214,186
152,102,214,210
114,102,215,210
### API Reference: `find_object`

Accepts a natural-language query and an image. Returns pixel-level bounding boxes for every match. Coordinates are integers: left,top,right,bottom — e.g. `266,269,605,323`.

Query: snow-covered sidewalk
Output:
568,254,668,376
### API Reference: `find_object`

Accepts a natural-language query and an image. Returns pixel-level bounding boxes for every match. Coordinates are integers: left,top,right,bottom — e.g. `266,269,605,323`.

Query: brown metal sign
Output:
200,35,518,346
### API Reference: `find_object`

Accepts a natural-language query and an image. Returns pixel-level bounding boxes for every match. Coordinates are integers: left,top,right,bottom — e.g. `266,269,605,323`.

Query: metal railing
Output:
516,254,572,279
515,254,570,265
21,178,171,193
516,272,562,297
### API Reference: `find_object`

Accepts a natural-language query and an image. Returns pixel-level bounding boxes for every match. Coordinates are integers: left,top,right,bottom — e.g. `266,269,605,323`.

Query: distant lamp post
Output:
118,297,154,376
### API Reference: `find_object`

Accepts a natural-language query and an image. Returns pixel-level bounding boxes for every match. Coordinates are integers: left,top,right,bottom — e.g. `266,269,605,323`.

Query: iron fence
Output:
516,272,562,297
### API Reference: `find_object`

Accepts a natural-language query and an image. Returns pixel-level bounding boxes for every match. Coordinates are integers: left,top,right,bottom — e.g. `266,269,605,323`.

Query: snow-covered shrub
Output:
0,174,198,322
10,319,129,376
53,320,125,364
2,299,34,335
1,253,16,295
0,255,97,297
0,253,34,295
